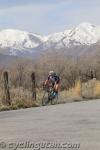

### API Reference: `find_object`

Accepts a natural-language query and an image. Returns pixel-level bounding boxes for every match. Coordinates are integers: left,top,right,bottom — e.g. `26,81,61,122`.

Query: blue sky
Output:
0,0,100,35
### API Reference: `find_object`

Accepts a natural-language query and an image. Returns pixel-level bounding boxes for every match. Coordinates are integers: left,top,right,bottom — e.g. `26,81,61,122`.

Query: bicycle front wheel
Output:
51,93,58,105
42,92,50,106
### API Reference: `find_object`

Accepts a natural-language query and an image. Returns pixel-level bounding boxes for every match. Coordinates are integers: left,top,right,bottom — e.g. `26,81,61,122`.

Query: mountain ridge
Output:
0,22,100,56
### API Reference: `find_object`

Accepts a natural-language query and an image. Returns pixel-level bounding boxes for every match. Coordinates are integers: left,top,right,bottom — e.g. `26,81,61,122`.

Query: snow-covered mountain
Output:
0,22,100,56
44,23,100,49
0,29,47,56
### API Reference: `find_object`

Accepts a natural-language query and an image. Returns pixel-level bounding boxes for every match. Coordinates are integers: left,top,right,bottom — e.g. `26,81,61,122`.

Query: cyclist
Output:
43,71,60,100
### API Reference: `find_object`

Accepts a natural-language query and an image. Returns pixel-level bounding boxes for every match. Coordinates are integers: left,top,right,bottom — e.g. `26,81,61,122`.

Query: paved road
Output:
0,100,100,150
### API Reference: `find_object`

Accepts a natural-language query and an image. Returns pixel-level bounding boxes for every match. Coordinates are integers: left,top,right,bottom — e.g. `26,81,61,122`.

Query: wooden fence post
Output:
3,71,11,105
31,72,36,101
90,70,94,79
79,76,82,98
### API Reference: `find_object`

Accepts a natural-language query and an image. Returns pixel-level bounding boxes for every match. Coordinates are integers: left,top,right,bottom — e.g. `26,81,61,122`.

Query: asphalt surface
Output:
0,100,100,150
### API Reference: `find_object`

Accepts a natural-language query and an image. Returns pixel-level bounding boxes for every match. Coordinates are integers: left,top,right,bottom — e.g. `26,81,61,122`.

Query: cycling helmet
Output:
49,70,56,76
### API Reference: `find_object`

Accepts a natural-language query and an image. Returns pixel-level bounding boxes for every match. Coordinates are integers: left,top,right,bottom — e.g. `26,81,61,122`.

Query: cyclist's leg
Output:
54,83,60,91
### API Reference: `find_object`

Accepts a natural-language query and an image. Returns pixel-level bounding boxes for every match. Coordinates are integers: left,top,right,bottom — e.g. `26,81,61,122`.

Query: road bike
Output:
42,85,58,106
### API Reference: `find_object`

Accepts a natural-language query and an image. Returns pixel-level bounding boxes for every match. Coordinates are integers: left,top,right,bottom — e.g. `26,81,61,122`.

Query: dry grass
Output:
0,87,39,111
59,79,100,103
0,79,100,111
59,80,82,103
82,78,98,99
94,80,100,98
